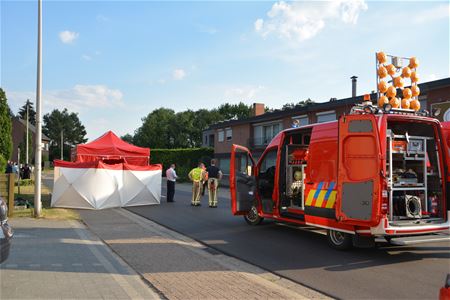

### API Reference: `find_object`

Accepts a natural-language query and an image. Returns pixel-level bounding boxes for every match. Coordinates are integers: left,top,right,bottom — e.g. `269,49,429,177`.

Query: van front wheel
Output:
244,206,263,225
327,230,353,250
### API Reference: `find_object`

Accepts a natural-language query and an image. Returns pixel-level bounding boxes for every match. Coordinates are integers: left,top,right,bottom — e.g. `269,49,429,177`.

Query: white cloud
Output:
413,4,450,24
6,85,124,114
96,14,109,22
82,54,92,61
224,85,266,100
59,30,79,44
172,69,186,80
255,0,368,42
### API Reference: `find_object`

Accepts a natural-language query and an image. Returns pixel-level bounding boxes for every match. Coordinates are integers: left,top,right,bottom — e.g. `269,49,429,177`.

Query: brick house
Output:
11,117,50,164
203,78,450,178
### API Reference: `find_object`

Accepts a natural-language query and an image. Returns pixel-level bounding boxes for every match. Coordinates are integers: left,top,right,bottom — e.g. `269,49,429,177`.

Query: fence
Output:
0,174,15,217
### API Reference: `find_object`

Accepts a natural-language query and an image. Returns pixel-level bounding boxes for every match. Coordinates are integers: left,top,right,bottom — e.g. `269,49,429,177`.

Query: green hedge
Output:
0,154,6,173
150,148,214,182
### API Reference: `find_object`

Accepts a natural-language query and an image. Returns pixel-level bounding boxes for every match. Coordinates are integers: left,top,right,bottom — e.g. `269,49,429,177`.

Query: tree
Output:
43,108,87,160
0,88,12,163
17,99,36,125
217,102,251,120
282,98,314,110
121,134,134,144
133,108,176,148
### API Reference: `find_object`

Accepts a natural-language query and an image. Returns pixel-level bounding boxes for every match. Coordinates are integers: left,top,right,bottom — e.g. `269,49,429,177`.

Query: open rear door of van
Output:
441,122,450,207
336,114,382,227
230,144,257,215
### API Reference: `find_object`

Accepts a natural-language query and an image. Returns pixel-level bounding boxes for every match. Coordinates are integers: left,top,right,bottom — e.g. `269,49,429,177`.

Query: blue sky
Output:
1,0,449,141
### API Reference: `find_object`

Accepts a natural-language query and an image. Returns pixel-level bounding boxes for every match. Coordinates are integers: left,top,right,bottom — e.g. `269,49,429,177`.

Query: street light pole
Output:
26,101,29,164
60,130,63,160
34,0,42,217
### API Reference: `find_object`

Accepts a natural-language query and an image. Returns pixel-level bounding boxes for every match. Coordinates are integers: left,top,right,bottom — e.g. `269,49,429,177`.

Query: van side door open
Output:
336,114,382,226
230,144,257,215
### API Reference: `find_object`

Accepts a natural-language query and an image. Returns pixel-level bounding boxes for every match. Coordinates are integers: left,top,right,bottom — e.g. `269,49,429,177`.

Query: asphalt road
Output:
127,182,450,300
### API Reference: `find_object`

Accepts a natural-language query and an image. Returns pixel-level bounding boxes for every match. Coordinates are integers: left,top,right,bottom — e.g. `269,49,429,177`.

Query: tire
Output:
327,229,353,250
244,206,264,226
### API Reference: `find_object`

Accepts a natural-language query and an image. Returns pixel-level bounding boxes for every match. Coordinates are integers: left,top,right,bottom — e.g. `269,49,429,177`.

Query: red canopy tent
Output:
75,131,150,166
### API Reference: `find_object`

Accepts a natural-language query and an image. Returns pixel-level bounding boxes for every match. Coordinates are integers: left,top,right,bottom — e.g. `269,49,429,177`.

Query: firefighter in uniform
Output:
206,159,223,208
188,162,206,206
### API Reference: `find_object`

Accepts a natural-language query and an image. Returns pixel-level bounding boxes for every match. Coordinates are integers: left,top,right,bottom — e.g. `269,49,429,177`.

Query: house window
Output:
226,128,232,141
316,111,336,123
218,130,224,142
293,115,309,127
254,122,282,145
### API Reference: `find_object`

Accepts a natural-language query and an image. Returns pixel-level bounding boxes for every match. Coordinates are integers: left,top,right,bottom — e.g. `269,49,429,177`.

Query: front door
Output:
336,114,381,226
230,144,256,215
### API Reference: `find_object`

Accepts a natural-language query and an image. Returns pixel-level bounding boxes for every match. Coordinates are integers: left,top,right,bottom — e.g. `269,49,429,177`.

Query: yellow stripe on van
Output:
325,191,337,208
315,190,327,207
305,190,315,206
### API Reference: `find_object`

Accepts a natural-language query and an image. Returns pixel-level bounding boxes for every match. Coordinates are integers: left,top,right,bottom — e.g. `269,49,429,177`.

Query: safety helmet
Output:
386,86,397,98
377,52,387,64
401,98,410,109
378,80,388,93
410,100,421,111
411,85,420,97
401,66,412,78
409,57,419,69
378,95,389,107
390,97,400,108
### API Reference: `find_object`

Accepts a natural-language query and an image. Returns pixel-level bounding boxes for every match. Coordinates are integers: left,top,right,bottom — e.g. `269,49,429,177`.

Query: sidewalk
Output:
79,208,329,300
0,218,160,299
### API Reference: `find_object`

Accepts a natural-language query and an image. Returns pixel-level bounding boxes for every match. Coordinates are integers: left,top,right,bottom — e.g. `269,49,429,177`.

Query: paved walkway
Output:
79,208,329,300
0,218,160,299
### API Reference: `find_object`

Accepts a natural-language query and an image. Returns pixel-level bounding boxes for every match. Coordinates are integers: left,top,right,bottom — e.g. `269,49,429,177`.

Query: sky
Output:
1,0,449,141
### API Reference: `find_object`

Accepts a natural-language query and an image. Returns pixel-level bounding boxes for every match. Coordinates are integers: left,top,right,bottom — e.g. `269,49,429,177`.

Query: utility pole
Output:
60,130,63,160
34,0,42,217
26,101,29,164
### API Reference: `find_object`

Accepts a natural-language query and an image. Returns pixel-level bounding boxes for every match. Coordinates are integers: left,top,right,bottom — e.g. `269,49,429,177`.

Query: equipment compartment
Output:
386,121,445,224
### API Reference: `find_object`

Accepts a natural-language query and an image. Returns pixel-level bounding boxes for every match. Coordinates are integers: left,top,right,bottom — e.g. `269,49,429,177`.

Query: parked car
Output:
0,196,13,264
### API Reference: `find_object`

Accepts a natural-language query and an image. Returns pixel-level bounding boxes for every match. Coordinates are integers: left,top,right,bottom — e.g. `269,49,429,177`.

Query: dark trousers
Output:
167,180,175,202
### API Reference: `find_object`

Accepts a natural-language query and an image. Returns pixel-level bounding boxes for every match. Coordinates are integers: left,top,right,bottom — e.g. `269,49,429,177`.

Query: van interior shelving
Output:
386,121,445,226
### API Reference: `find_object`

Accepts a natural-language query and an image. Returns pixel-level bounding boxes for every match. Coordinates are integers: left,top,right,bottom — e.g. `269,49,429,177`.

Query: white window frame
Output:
226,128,232,141
316,110,336,123
218,130,224,142
292,115,309,126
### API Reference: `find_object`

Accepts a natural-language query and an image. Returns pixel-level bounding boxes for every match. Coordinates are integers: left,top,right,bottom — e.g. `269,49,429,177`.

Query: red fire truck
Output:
229,104,450,249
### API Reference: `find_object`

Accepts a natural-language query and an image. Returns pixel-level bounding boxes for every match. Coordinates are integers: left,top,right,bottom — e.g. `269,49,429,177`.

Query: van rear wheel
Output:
327,230,353,250
244,206,263,225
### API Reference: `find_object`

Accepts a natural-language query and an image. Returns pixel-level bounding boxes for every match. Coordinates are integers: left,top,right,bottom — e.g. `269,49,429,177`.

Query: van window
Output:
258,148,277,199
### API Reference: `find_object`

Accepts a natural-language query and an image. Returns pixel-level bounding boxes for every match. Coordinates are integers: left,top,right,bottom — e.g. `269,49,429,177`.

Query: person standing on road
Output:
188,162,206,206
166,164,177,202
206,159,223,208
201,162,208,197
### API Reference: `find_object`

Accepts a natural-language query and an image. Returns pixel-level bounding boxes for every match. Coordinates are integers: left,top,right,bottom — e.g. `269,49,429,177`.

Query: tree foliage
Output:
282,98,315,110
132,102,252,149
43,108,87,160
0,88,13,162
17,99,36,125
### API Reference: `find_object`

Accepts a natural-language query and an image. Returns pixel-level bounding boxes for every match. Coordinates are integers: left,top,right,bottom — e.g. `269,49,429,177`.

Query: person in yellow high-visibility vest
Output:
188,162,206,206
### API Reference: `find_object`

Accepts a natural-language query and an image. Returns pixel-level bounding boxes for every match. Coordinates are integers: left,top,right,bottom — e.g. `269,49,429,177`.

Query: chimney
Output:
251,103,265,117
351,76,358,98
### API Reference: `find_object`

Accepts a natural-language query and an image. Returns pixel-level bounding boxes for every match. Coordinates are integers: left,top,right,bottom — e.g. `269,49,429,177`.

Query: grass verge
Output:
13,183,79,220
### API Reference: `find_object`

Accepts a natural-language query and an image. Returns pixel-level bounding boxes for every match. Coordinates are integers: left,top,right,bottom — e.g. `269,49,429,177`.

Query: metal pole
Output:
17,148,20,195
60,130,63,160
34,0,42,217
26,101,29,164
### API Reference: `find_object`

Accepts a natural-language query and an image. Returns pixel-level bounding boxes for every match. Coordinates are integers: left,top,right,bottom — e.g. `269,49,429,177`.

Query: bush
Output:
0,154,6,173
150,148,214,182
